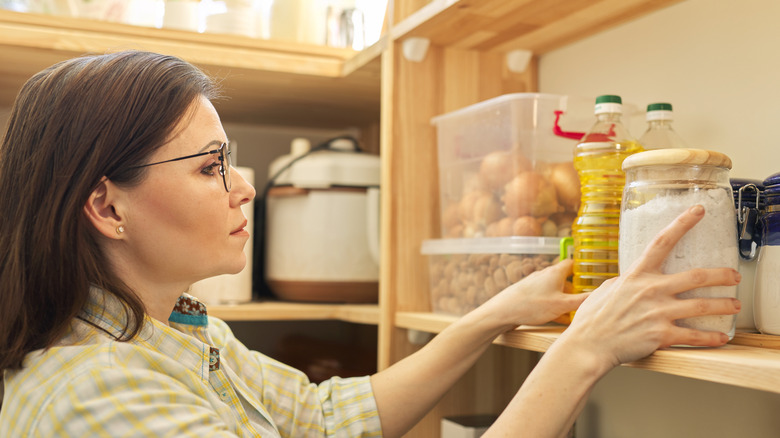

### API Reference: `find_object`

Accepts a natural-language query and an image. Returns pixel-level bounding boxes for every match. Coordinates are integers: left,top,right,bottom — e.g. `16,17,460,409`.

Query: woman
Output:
0,51,740,437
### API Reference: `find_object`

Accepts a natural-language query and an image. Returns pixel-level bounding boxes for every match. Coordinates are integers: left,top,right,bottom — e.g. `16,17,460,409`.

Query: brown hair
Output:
0,51,219,371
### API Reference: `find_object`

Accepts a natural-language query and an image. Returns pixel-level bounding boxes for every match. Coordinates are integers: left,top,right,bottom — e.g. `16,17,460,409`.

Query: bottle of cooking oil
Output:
563,95,643,324
639,102,688,149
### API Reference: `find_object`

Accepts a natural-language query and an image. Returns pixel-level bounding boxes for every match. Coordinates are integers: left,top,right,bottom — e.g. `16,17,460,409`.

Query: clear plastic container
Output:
422,237,560,316
620,148,738,340
431,93,593,240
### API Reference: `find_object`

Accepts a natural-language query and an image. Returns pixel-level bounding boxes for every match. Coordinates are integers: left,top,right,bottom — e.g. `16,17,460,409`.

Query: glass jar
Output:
620,149,738,340
754,172,780,335
730,178,763,332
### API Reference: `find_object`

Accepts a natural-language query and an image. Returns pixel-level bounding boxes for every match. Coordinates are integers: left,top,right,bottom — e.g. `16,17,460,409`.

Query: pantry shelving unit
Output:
397,312,780,394
3,1,780,436
0,9,382,128
209,301,380,325
379,0,780,435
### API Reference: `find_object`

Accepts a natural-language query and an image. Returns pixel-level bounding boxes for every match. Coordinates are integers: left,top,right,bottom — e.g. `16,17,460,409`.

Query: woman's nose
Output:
231,167,256,207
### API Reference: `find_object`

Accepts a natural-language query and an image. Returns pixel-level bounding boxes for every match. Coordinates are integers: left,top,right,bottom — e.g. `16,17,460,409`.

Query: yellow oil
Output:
558,140,643,324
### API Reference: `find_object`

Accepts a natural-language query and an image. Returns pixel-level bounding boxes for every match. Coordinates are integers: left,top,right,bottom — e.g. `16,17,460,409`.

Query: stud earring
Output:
116,225,125,234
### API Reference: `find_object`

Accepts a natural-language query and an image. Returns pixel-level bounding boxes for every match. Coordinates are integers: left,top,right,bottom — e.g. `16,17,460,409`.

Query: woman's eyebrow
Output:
198,139,224,152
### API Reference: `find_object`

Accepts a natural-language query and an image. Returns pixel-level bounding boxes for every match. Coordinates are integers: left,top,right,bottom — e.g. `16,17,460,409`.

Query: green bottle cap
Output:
595,95,622,104
594,95,622,115
647,102,673,112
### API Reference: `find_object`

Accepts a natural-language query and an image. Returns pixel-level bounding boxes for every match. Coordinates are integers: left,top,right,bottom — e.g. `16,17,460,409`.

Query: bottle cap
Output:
646,102,674,121
594,95,622,115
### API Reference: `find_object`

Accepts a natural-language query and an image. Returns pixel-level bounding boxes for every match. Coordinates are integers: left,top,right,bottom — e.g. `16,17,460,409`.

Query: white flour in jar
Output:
619,187,738,336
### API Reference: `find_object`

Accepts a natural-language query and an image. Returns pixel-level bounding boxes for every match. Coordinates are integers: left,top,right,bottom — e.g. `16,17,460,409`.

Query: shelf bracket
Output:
402,37,431,63
506,49,533,73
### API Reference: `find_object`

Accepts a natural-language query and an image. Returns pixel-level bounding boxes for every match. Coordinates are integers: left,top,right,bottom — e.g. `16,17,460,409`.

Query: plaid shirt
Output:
0,290,382,437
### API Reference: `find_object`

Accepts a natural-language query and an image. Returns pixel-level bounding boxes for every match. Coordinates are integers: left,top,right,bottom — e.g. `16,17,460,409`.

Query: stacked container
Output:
425,93,593,316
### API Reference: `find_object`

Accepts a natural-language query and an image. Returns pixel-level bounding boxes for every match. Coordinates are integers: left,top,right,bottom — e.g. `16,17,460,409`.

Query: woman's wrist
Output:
461,298,522,339
553,326,618,380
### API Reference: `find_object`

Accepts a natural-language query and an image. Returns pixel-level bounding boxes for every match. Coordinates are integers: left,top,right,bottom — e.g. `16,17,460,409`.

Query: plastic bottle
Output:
639,102,688,149
564,95,643,323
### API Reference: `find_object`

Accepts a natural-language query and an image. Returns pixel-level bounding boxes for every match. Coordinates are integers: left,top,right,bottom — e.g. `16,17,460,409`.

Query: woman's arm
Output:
370,257,588,438
483,204,742,437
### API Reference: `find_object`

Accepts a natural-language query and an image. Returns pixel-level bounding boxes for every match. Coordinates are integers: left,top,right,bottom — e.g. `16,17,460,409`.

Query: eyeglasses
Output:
128,141,232,192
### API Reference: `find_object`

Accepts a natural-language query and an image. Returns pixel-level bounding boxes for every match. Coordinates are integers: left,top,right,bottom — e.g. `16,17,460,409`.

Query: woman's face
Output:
119,96,256,285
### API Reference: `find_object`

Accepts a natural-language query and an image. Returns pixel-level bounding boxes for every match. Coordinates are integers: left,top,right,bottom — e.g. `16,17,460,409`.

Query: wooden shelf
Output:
392,0,684,54
0,10,381,128
397,311,780,395
209,301,380,325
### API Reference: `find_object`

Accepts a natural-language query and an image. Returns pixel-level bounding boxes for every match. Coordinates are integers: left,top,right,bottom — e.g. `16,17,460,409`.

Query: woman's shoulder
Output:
0,341,211,435
5,342,160,397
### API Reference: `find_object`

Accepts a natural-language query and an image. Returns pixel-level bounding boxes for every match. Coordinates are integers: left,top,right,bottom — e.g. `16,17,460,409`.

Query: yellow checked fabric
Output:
0,290,382,437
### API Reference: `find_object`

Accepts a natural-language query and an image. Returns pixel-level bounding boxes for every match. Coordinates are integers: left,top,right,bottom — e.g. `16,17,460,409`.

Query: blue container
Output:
760,173,780,246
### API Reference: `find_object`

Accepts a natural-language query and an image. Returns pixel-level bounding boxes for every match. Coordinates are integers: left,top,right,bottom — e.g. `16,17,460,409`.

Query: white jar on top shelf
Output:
619,148,738,340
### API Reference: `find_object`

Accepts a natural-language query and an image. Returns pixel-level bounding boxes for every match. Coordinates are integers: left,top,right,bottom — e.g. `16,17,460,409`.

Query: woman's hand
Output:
563,204,742,368
483,205,742,438
475,258,588,330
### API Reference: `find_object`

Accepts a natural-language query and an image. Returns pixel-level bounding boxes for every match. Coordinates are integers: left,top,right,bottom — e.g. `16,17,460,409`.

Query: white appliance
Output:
264,137,380,303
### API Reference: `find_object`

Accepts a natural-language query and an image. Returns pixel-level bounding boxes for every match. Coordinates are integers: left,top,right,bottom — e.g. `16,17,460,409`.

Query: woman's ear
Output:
83,178,125,239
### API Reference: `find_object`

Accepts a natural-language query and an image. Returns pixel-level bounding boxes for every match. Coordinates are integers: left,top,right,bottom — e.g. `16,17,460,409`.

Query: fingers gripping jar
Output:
619,149,739,339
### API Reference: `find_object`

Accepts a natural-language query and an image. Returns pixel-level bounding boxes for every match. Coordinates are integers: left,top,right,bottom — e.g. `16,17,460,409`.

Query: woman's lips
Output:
231,219,249,236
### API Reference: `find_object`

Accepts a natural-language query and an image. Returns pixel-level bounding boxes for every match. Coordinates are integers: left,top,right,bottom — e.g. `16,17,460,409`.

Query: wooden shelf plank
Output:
209,301,380,325
0,10,356,75
0,10,381,128
396,311,780,395
730,332,780,350
391,0,684,54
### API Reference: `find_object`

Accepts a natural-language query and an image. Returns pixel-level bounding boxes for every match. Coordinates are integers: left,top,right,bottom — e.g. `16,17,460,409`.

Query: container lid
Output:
268,138,380,189
764,173,780,208
646,102,673,121
764,185,780,207
594,94,622,115
763,171,780,188
622,148,732,171
421,237,561,256
731,178,764,191
429,92,567,125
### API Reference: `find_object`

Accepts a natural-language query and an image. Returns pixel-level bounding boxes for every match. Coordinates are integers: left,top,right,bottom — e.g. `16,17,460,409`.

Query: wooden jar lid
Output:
622,148,732,171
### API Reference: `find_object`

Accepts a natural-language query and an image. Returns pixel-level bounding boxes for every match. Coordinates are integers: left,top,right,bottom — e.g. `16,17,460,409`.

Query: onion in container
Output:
502,171,559,218
479,151,531,192
512,216,542,236
479,151,515,192
547,162,581,212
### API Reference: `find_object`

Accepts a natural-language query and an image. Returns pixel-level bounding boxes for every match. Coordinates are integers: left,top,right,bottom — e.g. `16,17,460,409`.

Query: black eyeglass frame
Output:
127,141,232,192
